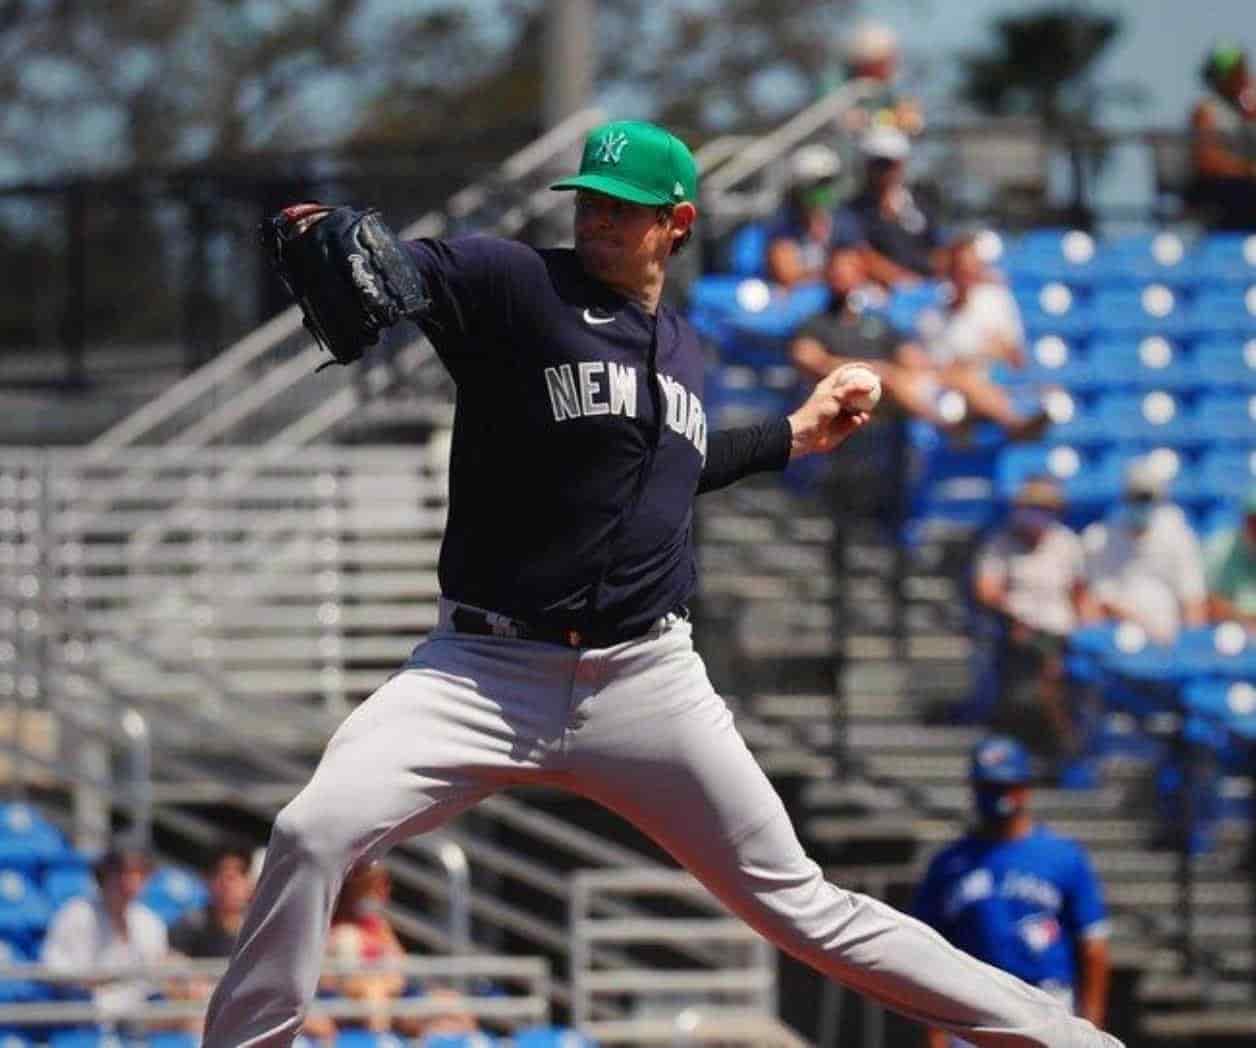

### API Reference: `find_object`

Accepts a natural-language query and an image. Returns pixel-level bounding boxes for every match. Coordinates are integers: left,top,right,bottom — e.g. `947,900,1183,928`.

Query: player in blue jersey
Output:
202,121,1121,1047
913,736,1113,1048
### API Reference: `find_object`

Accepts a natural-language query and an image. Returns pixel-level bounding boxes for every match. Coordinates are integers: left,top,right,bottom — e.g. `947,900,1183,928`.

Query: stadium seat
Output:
1015,281,1094,341
514,1028,598,1048
1083,336,1197,392
1193,448,1256,502
139,866,209,924
1186,285,1256,337
334,1033,411,1048
416,1035,500,1048
726,221,769,277
1193,232,1256,284
1192,392,1256,446
883,280,947,334
1090,232,1199,291
705,365,799,429
1091,284,1192,339
41,867,95,909
1092,391,1199,448
0,938,45,1005
0,806,73,875
1182,679,1256,743
1000,334,1093,388
49,1032,128,1048
1002,229,1099,285
0,871,50,944
1192,336,1256,390
1041,391,1116,448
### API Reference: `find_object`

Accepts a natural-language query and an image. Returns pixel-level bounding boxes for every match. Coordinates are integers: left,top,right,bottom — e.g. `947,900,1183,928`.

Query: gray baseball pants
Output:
203,600,1122,1047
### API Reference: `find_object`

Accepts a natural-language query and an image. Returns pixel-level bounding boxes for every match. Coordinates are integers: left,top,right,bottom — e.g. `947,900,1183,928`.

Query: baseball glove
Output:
260,203,428,369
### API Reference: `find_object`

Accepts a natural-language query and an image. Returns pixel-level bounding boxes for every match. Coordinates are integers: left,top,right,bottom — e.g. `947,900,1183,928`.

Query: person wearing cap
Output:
973,478,1094,762
834,126,944,287
41,843,169,1026
202,120,1123,1048
832,21,924,138
1189,41,1256,230
1204,486,1256,628
764,143,846,288
913,737,1112,1048
1082,457,1207,645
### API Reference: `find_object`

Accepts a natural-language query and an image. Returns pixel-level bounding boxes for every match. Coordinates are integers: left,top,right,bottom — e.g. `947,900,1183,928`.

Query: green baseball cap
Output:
551,120,698,207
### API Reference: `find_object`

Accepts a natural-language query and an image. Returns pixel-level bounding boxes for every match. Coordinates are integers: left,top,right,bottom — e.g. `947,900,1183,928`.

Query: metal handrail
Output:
86,106,606,456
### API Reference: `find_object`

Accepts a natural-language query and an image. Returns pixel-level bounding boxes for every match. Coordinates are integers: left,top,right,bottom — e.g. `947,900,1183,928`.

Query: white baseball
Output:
833,362,882,413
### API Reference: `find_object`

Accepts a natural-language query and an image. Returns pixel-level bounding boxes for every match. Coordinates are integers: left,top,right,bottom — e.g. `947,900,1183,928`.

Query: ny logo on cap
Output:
595,131,629,165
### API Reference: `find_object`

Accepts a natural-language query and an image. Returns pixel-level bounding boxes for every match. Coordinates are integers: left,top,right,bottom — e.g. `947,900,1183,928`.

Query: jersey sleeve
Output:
697,418,792,494
404,235,537,366
1061,841,1109,940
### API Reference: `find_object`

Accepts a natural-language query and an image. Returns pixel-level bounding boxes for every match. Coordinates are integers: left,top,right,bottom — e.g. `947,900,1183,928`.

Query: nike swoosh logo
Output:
583,308,615,326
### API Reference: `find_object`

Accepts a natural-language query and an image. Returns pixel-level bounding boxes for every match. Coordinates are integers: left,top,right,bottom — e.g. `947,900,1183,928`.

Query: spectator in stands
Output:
834,126,944,287
790,244,953,427
765,144,845,288
790,243,1048,441
913,736,1112,1048
324,860,479,1038
168,845,336,1042
926,234,1048,442
835,21,924,138
973,478,1094,763
1082,457,1208,645
169,845,253,961
1205,486,1256,628
1188,42,1256,230
41,843,167,1026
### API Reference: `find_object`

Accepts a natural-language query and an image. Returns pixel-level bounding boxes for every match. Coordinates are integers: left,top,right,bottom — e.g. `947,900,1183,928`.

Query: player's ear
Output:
670,201,697,244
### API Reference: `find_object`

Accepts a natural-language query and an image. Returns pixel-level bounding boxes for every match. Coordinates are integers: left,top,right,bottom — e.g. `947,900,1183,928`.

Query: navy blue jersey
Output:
912,825,1109,993
405,235,787,637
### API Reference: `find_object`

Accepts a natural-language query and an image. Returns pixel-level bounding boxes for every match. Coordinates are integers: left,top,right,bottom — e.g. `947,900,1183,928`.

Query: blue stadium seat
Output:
49,1032,129,1048
994,443,1090,499
416,1035,500,1048
140,866,209,924
0,872,50,944
1004,334,1092,388
1082,336,1197,392
41,867,95,909
1192,392,1256,446
0,806,73,875
883,280,947,334
1015,282,1094,341
1002,229,1099,285
334,1033,412,1048
1091,391,1200,448
1186,285,1256,337
1194,448,1256,502
1091,284,1192,339
1193,336,1256,390
1183,679,1256,743
1193,232,1256,284
1041,391,1117,448
1090,233,1200,291
726,221,769,277
514,1028,598,1048
0,938,46,1005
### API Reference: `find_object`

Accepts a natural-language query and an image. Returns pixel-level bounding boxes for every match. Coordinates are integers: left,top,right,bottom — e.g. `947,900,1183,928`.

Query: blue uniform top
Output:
405,235,791,638
912,825,1108,993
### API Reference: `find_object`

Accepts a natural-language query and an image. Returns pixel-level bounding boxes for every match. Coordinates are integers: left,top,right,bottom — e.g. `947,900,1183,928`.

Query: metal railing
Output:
0,955,550,1032
85,107,606,457
570,869,779,1035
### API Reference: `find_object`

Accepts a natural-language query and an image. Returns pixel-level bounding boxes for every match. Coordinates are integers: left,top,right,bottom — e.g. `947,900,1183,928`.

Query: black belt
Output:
450,605,687,649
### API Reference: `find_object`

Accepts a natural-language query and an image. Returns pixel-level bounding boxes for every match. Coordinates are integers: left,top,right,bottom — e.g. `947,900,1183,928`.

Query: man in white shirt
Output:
41,844,168,1024
1083,458,1208,644
974,478,1094,763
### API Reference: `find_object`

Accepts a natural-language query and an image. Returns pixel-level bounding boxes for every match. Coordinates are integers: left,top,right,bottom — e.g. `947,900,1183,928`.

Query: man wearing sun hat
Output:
1189,40,1256,229
203,121,1120,1048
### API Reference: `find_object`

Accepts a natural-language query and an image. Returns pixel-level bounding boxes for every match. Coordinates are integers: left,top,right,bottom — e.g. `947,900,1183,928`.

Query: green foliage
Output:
957,5,1139,129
